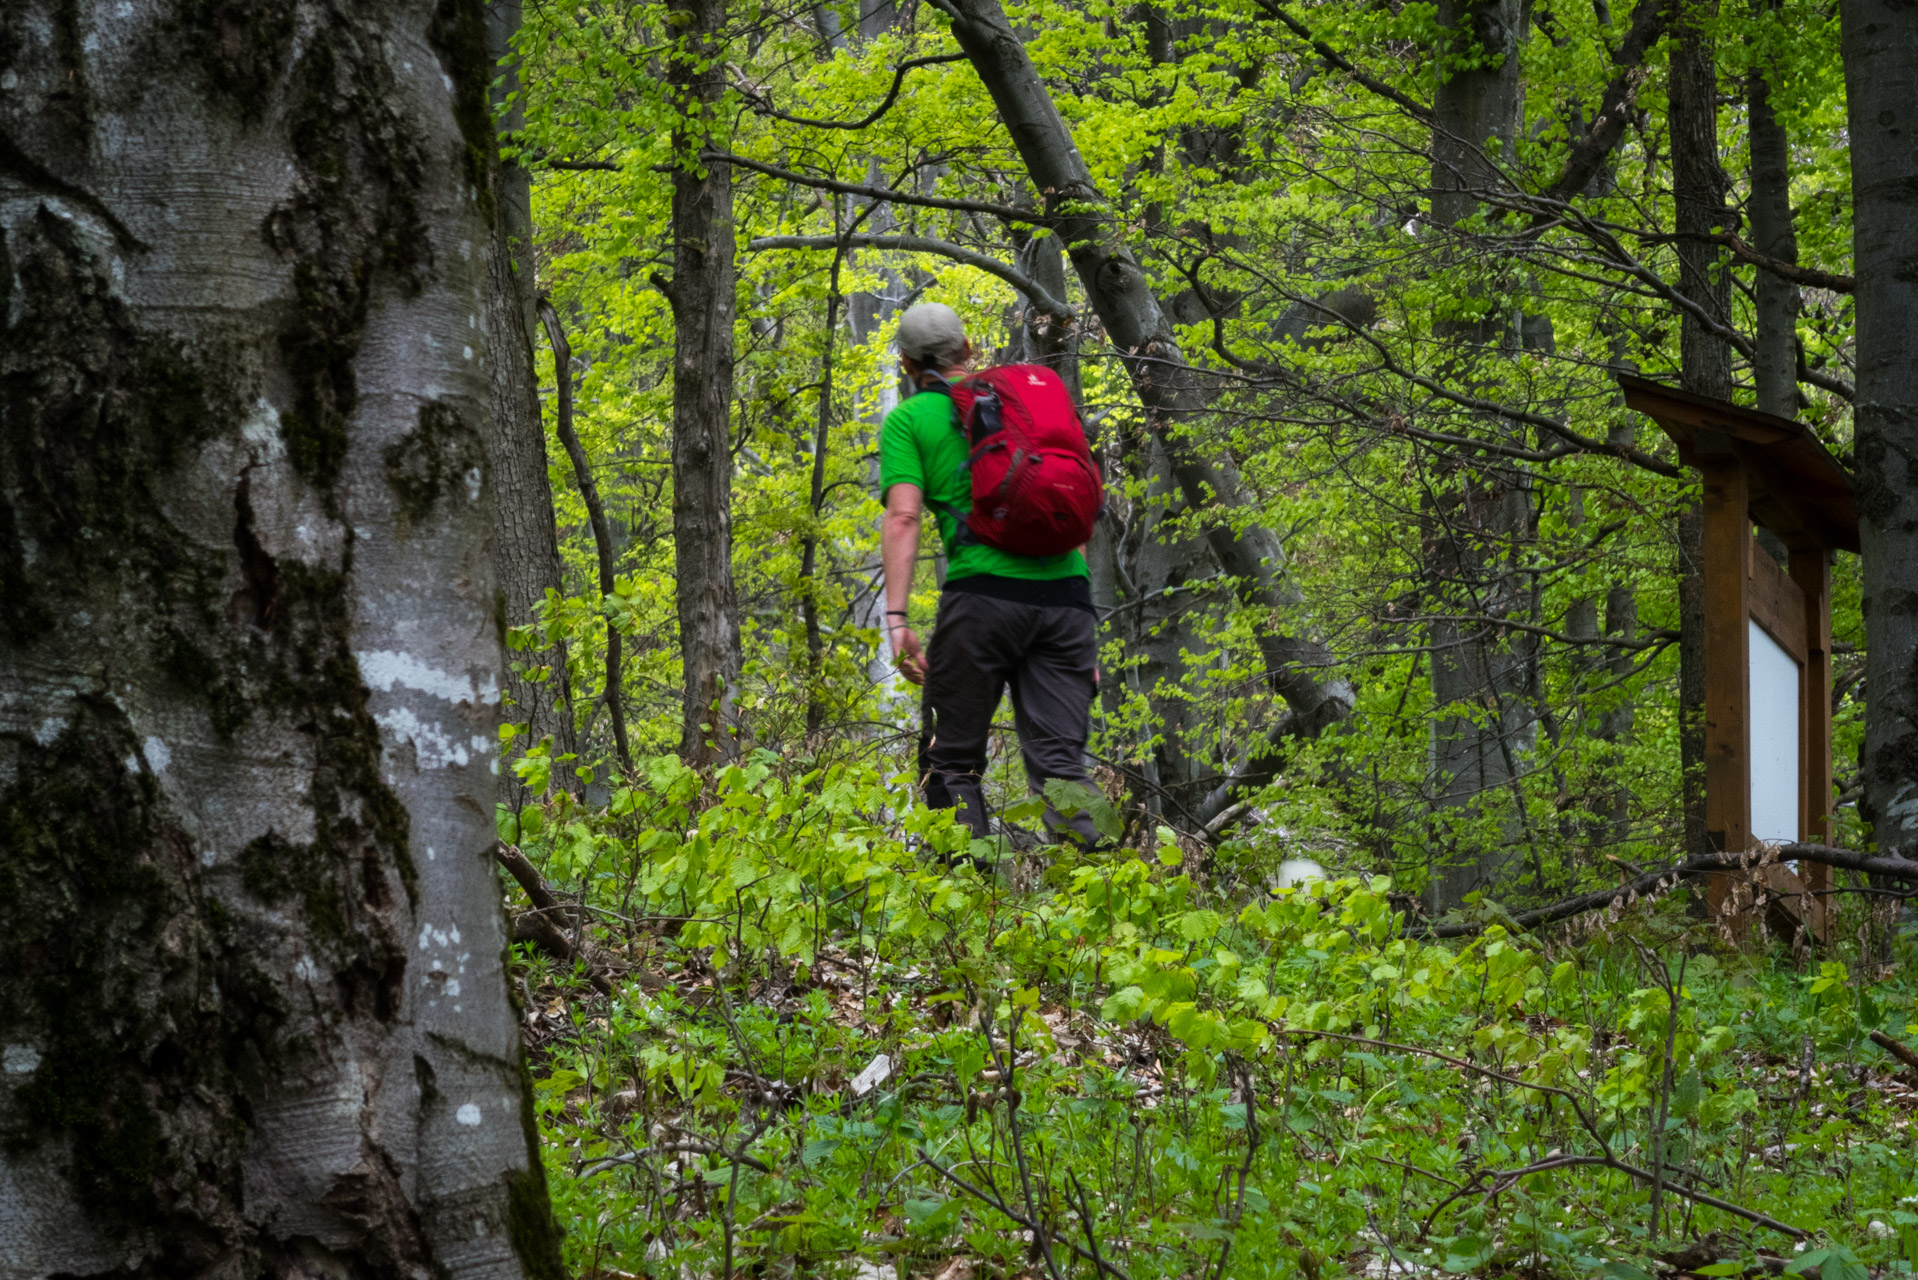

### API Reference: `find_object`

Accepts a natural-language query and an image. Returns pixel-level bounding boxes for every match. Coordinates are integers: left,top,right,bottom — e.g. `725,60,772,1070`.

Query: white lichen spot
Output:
468,314,477,329
240,397,284,457
445,980,461,997
465,466,482,501
72,611,92,627
143,736,170,774
201,848,217,867
375,706,469,769
3,1044,41,1075
34,717,62,746
123,753,139,774
456,1103,482,1126
356,649,500,706
462,345,474,361
442,73,455,92
294,954,320,983
426,845,436,862
0,70,17,92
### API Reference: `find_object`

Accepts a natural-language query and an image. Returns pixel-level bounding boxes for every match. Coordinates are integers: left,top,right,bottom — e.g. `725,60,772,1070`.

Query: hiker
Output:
878,302,1106,848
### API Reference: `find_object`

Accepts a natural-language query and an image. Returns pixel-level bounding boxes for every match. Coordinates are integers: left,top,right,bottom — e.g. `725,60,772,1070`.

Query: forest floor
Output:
500,758,1918,1280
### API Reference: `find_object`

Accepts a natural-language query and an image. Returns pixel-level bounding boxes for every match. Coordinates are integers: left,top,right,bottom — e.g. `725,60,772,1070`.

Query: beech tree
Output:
0,3,560,1274
1843,0,1918,858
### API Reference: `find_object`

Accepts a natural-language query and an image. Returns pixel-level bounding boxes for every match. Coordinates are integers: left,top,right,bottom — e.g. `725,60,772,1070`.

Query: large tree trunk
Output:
1671,0,1732,857
485,0,580,791
667,0,744,765
1841,0,1918,858
0,3,560,1275
1423,0,1534,911
941,0,1354,779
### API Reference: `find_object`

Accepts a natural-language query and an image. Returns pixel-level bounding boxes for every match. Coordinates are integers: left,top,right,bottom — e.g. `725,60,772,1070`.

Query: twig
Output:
711,151,1046,223
1275,1028,1807,1238
916,1147,1135,1280
747,233,1074,317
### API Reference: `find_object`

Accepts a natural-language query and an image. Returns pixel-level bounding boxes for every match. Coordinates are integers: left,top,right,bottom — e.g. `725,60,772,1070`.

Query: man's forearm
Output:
882,513,920,616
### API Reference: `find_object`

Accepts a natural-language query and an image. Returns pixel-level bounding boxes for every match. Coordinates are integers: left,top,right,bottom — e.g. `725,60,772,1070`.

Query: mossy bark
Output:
477,0,582,796
666,0,744,766
1842,0,1918,862
0,2,559,1275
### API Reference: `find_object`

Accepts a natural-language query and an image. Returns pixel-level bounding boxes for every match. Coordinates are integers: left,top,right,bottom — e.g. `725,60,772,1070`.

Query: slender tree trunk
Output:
665,0,743,765
1841,0,1918,858
485,0,579,786
0,3,560,1274
1671,0,1731,857
538,300,633,771
942,0,1354,767
801,248,843,739
1748,5,1800,421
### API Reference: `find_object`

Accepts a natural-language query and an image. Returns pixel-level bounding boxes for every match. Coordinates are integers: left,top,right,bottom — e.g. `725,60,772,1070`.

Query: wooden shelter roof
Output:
1618,374,1860,554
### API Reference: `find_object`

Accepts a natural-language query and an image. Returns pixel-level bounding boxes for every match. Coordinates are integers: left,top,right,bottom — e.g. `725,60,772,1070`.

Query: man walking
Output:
879,302,1102,848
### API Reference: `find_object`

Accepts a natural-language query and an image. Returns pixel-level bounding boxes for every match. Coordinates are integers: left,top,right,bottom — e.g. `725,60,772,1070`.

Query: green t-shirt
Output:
879,387,1089,582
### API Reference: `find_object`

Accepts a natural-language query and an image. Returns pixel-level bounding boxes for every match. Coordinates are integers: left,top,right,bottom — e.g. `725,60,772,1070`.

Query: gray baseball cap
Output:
897,302,969,367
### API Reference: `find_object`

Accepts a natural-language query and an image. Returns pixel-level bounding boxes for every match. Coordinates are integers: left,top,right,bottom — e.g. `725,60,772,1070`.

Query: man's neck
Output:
917,365,968,389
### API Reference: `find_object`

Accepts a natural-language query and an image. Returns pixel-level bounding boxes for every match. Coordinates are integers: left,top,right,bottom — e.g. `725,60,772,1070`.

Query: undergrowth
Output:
499,753,1918,1280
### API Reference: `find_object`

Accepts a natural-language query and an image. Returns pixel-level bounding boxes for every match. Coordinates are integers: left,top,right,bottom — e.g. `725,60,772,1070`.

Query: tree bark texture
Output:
940,0,1355,755
484,0,579,786
1670,0,1730,856
667,0,744,765
1840,0,1918,857
1747,8,1800,421
0,4,562,1275
1424,0,1534,910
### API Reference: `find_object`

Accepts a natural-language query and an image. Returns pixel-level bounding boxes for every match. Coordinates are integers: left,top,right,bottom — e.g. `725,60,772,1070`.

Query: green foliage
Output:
489,0,1900,1274
504,757,1918,1278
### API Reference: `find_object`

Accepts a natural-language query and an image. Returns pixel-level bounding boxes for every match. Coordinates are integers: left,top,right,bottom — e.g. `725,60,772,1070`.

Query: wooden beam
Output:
1790,547,1833,943
1748,541,1809,661
1701,457,1752,932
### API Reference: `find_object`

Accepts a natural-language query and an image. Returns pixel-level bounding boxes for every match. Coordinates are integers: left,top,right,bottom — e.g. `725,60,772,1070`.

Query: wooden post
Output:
1790,547,1833,940
1699,453,1751,930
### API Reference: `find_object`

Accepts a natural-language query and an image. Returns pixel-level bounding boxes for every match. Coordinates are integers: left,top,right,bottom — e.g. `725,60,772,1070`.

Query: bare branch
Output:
713,151,1046,223
747,232,1073,316
737,53,969,130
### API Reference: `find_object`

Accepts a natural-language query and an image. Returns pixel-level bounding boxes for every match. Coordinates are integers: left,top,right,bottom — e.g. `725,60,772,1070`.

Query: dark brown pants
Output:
918,591,1100,846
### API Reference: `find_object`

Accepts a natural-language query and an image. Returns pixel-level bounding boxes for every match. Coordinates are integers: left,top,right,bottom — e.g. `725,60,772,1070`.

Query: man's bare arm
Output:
881,484,927,683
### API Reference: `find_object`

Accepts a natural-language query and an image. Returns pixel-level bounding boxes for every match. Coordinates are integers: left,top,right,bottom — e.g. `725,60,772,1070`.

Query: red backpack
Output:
930,364,1103,557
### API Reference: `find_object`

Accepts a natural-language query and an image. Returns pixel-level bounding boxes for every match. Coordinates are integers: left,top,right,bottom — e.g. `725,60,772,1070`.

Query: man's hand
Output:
892,625,926,685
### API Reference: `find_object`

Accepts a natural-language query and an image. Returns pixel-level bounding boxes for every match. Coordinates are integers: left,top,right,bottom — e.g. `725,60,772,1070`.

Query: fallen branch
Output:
1870,1030,1918,1078
495,841,613,996
1423,844,1918,939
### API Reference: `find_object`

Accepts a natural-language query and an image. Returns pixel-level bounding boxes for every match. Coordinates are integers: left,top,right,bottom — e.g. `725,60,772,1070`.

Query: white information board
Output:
1748,618,1801,844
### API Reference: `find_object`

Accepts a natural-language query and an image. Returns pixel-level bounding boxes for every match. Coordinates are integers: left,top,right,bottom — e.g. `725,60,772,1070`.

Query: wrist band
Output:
886,610,909,617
